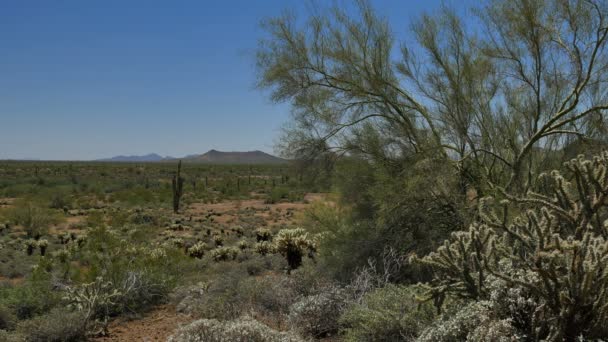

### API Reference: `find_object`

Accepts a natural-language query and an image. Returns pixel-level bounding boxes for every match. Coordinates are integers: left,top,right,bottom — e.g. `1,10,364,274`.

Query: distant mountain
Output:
96,153,172,162
183,150,287,164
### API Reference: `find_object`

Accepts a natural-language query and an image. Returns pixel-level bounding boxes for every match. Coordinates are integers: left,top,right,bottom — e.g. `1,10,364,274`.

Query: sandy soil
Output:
93,305,193,342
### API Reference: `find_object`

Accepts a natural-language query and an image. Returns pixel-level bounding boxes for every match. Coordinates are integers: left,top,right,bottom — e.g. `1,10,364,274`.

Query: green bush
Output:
340,285,435,341
288,285,346,338
5,202,61,238
16,307,86,342
168,316,303,342
0,304,16,330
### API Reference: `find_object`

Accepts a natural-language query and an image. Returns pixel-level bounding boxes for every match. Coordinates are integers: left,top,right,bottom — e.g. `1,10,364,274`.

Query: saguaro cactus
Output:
172,160,185,213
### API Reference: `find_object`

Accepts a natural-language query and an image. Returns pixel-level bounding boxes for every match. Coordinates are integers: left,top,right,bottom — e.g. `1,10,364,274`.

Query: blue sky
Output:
0,0,471,160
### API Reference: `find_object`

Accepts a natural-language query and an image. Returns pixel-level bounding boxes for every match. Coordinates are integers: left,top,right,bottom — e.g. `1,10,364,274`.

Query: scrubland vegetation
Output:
3,0,608,341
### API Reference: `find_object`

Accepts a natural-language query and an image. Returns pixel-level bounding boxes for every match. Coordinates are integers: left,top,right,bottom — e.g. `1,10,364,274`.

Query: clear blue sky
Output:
0,0,471,160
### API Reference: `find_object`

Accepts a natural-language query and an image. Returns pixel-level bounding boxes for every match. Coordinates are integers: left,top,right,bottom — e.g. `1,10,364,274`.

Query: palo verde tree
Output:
257,0,608,195
172,160,185,214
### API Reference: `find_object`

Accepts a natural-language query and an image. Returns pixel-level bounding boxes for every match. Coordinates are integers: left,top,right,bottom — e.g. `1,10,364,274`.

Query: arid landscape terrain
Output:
4,0,608,341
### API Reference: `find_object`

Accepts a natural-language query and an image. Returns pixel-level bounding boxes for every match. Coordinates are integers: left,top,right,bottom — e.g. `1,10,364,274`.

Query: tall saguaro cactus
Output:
172,160,185,213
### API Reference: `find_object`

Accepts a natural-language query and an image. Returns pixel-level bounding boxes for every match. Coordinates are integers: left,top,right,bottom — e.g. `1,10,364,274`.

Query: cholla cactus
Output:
237,240,250,250
213,234,224,247
187,241,207,258
232,225,244,237
274,228,315,272
415,152,608,340
64,277,122,335
36,239,48,256
24,239,37,256
210,246,239,262
255,241,275,255
255,228,272,242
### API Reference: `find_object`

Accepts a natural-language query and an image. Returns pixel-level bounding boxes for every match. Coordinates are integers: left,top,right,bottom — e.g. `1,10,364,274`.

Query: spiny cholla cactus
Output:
210,246,239,262
415,152,608,340
255,228,272,242
254,241,275,256
187,242,207,258
232,225,244,237
274,228,315,272
64,277,122,335
24,239,37,256
36,239,48,256
237,240,249,250
213,234,224,247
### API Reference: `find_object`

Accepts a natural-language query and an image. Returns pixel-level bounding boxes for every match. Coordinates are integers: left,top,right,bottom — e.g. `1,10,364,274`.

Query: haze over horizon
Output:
0,0,468,160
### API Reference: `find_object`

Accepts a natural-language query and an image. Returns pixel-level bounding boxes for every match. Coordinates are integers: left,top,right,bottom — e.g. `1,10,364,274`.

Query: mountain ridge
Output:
96,150,287,164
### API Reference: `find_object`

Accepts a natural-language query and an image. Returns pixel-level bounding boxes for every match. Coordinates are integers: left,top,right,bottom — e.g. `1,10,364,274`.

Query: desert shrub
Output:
210,247,239,262
71,227,188,316
16,307,86,342
239,273,300,317
0,330,23,342
5,202,60,238
0,278,60,320
274,228,315,271
168,316,303,342
48,189,72,210
288,285,346,338
177,268,245,320
416,301,518,342
415,153,608,340
0,305,16,330
340,284,435,342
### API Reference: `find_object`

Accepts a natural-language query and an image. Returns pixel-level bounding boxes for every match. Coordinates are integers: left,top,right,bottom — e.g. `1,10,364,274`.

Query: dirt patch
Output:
0,197,16,209
93,305,193,342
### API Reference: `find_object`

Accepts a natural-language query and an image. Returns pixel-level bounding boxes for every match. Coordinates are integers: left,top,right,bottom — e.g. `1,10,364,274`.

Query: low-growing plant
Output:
16,307,87,342
288,285,346,338
168,316,303,342
340,285,435,341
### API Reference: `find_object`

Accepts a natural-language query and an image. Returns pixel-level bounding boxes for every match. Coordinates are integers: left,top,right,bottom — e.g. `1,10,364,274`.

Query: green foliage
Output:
288,286,346,338
4,202,60,238
0,304,16,330
16,307,86,342
168,316,303,342
340,285,435,342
